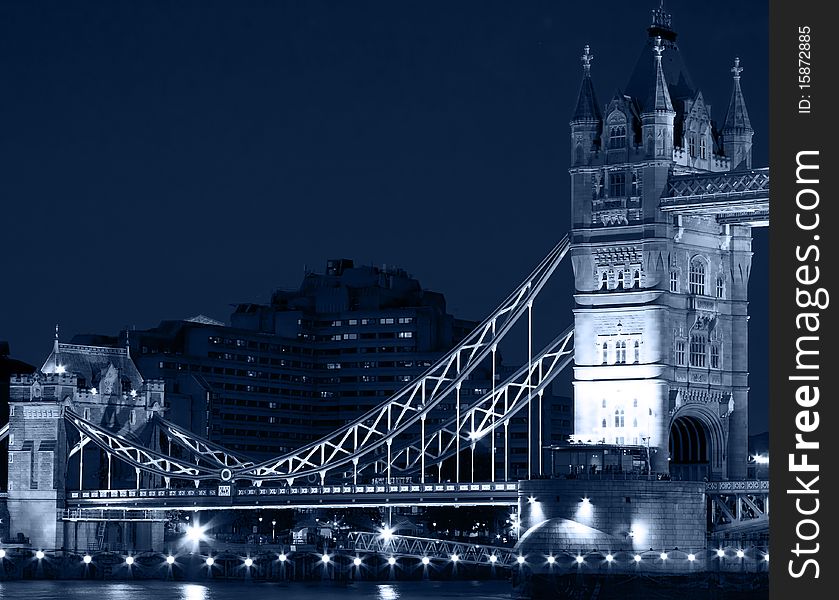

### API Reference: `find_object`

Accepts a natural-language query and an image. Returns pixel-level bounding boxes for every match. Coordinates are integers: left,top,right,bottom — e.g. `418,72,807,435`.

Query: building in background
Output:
74,259,573,473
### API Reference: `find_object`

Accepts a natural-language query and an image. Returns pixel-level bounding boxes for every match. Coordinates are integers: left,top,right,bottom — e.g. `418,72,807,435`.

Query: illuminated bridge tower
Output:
568,8,759,480
6,333,165,551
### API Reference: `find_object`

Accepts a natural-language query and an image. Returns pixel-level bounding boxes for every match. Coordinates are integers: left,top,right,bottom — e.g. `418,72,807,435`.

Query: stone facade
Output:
568,8,754,480
5,341,164,550
517,479,706,558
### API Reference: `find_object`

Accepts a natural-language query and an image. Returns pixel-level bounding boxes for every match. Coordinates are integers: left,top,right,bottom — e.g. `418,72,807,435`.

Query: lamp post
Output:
272,520,277,542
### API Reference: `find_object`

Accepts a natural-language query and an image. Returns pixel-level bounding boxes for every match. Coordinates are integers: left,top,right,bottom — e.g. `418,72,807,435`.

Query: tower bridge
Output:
2,4,768,574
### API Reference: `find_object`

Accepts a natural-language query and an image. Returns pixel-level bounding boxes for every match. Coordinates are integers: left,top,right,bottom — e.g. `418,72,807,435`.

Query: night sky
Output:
0,1,768,432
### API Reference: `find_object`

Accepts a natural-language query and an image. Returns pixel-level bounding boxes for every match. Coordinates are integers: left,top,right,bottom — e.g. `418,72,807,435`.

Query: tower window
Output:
700,137,707,159
675,340,686,366
609,125,626,149
689,259,706,295
716,276,725,299
711,344,720,369
689,135,696,157
670,271,679,293
609,172,626,197
614,409,625,428
616,341,627,364
690,334,707,367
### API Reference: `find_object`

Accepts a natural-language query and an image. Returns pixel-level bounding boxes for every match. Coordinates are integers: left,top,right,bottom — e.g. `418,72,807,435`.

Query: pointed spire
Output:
723,57,753,132
54,323,60,353
644,36,673,113
572,44,602,122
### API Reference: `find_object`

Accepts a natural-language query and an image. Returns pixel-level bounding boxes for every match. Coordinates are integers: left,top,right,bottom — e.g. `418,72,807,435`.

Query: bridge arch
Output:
668,404,726,481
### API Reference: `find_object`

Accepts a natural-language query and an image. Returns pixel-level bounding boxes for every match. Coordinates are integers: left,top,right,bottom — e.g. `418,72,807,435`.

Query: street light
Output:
272,520,277,541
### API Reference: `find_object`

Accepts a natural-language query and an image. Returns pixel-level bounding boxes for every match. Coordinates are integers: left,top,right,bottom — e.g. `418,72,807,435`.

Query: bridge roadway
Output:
65,481,520,511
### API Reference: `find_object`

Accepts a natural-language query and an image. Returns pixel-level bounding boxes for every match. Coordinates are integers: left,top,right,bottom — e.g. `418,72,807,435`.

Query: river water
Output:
0,580,510,599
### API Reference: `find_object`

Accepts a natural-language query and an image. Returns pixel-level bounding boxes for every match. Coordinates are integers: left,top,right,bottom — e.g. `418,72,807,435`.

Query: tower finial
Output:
55,323,59,341
731,57,743,80
653,36,664,61
581,44,594,75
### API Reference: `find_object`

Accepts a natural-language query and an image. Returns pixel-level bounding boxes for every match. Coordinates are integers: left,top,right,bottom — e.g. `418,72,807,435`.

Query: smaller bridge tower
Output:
6,332,163,550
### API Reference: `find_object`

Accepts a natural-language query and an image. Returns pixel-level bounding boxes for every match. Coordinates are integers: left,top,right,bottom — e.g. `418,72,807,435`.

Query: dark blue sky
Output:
0,1,768,431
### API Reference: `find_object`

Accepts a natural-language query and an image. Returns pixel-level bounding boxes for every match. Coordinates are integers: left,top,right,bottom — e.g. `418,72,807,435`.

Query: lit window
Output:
689,259,706,295
711,344,720,369
690,334,707,367
397,332,413,339
716,276,725,299
348,319,358,325
609,172,626,197
616,341,626,364
670,271,679,293
380,318,395,325
398,317,414,324
614,409,625,428
331,320,342,327
675,340,686,366
609,125,626,149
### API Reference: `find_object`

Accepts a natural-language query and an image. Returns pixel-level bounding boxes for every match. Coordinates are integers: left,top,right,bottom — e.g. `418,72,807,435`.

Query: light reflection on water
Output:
376,584,399,600
0,580,507,600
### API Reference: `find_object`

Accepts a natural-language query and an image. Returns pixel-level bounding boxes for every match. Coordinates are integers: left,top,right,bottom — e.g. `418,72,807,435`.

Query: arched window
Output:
675,339,686,365
710,344,720,369
602,343,608,364
609,125,626,149
633,399,638,408
700,137,707,159
631,172,639,196
633,270,640,288
617,271,624,289
690,334,707,367
689,135,696,157
633,417,638,427
633,340,640,363
619,341,627,364
689,259,706,295
602,399,607,408
614,409,625,428
716,276,725,299
602,418,607,428
601,272,608,290
670,271,679,293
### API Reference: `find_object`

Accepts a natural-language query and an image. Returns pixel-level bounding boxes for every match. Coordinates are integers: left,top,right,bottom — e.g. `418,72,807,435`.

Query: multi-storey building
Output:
78,259,572,469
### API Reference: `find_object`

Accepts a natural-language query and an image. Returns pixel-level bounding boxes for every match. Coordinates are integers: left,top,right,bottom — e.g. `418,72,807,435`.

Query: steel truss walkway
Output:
66,481,519,511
